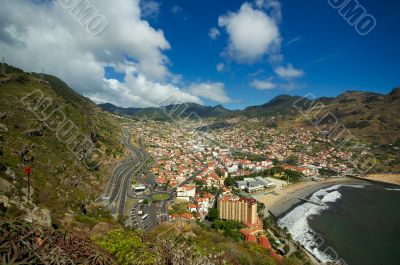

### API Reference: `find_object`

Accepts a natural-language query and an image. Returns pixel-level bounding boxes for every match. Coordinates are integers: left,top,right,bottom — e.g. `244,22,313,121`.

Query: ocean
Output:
277,183,400,265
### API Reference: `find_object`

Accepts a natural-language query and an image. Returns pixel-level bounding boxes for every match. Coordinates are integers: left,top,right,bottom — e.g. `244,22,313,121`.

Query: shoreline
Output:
255,177,367,218
255,178,367,265
253,176,398,264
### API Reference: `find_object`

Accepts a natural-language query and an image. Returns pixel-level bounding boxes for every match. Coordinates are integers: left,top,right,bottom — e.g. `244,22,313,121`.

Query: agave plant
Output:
0,218,116,264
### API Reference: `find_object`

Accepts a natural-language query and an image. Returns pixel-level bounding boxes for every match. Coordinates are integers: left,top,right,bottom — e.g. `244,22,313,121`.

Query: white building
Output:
176,185,196,201
236,177,275,193
227,164,238,173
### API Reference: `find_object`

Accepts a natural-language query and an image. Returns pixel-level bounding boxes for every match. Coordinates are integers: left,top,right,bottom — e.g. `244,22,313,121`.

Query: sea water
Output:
278,184,400,265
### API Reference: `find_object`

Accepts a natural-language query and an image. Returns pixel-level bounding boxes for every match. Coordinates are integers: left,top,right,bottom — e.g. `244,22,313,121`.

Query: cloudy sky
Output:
1,0,399,109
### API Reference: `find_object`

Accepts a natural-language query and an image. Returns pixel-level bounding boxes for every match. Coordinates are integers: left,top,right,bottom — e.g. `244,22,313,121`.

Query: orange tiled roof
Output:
180,213,194,219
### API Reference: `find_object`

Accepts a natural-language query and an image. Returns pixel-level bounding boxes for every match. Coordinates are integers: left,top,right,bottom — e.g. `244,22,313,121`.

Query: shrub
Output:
94,229,155,265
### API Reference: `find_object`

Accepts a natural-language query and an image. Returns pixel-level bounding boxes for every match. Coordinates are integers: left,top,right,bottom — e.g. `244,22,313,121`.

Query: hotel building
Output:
217,195,257,225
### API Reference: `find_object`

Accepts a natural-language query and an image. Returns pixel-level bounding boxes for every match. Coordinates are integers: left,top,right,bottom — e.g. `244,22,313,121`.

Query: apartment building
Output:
217,195,257,225
176,185,196,201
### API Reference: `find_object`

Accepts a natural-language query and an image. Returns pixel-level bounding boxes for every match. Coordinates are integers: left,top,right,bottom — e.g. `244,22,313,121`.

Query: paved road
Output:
129,166,203,232
130,163,205,232
104,127,197,232
104,128,149,217
130,190,173,232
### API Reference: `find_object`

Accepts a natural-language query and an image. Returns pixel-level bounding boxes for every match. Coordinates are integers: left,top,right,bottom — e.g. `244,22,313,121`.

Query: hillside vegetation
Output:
0,64,125,226
94,222,308,265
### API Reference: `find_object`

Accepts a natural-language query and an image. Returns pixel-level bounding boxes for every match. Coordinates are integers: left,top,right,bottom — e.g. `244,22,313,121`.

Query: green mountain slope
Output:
0,65,124,225
99,102,234,121
242,95,311,118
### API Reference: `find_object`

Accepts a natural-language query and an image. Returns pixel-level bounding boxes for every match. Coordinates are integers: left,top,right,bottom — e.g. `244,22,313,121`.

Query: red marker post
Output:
25,167,32,202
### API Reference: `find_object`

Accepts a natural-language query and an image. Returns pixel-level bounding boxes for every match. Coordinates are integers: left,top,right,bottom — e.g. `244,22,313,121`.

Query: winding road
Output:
103,127,185,232
104,128,149,217
103,127,172,232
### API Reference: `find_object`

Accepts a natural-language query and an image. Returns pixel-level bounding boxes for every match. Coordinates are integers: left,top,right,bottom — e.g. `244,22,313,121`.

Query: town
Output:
125,117,357,259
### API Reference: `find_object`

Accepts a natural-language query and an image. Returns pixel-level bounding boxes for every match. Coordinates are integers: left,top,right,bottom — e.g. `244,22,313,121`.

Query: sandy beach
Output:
363,174,400,186
254,177,367,217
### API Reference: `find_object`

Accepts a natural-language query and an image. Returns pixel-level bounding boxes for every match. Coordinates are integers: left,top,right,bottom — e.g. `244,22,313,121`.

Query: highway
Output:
104,128,149,217
103,127,186,232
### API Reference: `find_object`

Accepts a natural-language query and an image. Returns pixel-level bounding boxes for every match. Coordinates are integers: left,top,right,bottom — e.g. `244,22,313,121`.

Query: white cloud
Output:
216,63,225,72
140,0,161,19
255,0,265,9
275,64,304,79
187,82,232,104
255,0,282,22
250,79,276,90
97,66,202,107
218,2,280,63
171,5,183,14
209,27,220,40
0,0,228,107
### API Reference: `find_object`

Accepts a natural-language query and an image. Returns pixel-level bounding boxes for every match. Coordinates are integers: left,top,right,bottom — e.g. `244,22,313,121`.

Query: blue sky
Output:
1,0,399,109
123,0,400,109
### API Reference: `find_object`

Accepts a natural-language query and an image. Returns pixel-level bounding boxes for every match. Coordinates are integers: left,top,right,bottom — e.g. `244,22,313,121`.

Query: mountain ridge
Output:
100,88,399,112
99,88,400,144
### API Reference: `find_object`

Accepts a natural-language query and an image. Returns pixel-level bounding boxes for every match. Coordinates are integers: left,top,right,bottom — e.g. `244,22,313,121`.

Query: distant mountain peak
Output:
388,87,400,99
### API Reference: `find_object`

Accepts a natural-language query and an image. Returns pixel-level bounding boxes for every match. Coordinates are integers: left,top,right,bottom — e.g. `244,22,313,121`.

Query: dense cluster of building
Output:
132,119,355,222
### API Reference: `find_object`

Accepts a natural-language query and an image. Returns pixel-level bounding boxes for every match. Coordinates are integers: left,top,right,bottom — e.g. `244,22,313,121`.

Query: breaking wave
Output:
385,188,400,192
277,185,346,263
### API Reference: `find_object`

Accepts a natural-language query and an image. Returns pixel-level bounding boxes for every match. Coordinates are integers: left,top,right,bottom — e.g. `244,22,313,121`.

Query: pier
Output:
285,193,326,207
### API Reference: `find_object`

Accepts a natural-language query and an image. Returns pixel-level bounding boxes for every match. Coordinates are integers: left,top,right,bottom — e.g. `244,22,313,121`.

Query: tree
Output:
257,202,265,214
194,179,204,187
284,170,304,182
224,176,236,187
215,168,223,177
272,158,280,165
283,244,290,255
206,208,219,222
163,180,170,191
286,155,298,166
211,220,245,241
